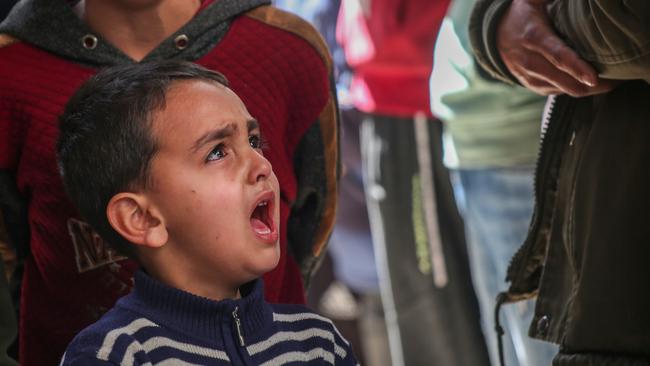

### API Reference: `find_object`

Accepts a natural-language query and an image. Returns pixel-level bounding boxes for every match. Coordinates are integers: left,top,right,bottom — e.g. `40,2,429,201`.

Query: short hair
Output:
57,61,229,258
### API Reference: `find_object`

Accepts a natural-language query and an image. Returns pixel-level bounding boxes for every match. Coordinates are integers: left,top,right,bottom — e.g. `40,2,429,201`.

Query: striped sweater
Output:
61,271,358,365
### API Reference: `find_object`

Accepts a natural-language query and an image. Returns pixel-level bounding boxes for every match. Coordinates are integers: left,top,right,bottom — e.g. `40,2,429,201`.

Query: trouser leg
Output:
361,114,490,366
456,168,558,366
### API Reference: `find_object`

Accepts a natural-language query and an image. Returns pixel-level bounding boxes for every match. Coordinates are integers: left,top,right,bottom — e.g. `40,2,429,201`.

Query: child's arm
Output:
60,353,120,366
332,325,360,366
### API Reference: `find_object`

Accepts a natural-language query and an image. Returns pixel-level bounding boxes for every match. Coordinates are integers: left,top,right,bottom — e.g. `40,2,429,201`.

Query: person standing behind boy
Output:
57,61,357,366
337,1,490,365
429,0,557,364
470,0,650,363
0,1,337,364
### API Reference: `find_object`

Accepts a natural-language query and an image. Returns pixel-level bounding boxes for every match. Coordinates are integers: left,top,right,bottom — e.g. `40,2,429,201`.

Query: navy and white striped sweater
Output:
61,271,358,365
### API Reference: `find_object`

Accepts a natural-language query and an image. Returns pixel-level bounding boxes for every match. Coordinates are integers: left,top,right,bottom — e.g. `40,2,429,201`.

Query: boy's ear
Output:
106,193,168,248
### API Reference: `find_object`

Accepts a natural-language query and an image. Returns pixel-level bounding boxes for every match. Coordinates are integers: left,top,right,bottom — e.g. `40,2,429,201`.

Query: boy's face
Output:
145,80,280,290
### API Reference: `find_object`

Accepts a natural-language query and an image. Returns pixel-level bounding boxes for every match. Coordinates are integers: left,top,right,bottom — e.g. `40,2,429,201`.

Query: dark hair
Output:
57,61,229,258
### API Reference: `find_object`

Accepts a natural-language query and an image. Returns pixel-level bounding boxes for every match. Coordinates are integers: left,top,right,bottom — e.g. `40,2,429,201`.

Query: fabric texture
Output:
430,0,544,169
338,1,490,364
336,0,449,117
327,109,378,293
0,1,337,364
61,271,358,365
360,115,490,366
452,168,556,366
469,0,650,364
430,1,556,365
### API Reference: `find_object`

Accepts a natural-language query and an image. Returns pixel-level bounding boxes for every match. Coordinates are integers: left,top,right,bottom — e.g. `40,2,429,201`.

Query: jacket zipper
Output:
505,95,574,289
494,95,567,366
232,306,245,347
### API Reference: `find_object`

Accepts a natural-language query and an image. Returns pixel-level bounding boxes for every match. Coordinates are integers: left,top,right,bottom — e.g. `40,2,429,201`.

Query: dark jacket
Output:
470,0,650,364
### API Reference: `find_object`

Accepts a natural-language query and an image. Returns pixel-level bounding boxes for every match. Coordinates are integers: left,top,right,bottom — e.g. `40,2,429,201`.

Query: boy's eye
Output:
249,135,262,150
206,144,226,162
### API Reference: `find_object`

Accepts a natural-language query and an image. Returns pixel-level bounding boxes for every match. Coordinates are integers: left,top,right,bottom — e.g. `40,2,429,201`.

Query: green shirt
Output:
430,0,545,169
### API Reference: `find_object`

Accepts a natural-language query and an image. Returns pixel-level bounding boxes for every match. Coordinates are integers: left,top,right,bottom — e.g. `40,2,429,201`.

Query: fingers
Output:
496,0,611,97
507,52,617,97
523,26,598,87
520,55,595,96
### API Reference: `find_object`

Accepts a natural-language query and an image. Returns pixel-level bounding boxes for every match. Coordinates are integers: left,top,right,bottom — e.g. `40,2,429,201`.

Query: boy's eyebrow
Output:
191,122,237,153
191,118,259,153
247,119,259,132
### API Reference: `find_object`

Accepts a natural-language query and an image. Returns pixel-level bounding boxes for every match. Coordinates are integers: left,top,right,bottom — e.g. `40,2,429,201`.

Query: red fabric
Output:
0,14,329,365
336,0,450,117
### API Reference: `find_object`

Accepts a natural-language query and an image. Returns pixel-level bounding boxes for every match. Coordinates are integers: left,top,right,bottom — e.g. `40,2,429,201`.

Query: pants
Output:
360,113,490,366
454,167,558,366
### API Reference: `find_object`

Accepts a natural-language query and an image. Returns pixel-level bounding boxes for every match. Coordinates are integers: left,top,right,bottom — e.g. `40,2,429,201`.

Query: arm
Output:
0,35,29,268
0,37,26,366
468,0,616,97
548,0,650,82
244,6,340,285
60,354,120,366
333,326,359,366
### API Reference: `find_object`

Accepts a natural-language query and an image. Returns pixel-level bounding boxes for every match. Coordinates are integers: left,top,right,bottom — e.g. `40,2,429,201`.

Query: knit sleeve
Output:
0,36,29,270
332,323,359,366
60,353,121,366
61,329,149,366
287,75,339,284
244,5,340,284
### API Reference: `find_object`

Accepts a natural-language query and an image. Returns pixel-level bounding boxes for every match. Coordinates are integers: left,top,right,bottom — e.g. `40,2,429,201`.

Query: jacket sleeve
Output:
468,0,519,84
469,0,650,83
548,0,650,82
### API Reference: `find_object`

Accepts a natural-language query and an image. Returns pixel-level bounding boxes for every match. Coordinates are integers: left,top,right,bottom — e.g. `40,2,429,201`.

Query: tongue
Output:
251,217,271,234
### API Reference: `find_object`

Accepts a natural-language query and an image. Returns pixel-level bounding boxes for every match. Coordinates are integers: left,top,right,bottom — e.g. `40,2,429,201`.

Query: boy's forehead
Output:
151,80,254,141
166,79,233,101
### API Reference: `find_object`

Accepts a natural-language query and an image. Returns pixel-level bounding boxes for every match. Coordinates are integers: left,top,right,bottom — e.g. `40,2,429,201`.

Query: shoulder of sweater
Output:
268,303,338,330
0,34,19,48
242,5,332,72
64,310,157,364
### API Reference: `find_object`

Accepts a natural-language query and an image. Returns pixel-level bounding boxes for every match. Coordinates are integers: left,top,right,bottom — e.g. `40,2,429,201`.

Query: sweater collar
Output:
126,270,273,342
0,0,270,66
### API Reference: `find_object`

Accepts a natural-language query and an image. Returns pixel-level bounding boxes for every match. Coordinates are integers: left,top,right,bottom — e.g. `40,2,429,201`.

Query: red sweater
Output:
336,0,450,117
0,3,337,365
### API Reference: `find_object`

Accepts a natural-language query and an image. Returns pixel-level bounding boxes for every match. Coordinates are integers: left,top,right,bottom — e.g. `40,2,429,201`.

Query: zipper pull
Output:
232,306,245,346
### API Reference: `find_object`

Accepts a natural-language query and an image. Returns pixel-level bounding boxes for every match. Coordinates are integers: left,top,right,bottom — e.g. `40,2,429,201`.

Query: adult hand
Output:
497,0,616,97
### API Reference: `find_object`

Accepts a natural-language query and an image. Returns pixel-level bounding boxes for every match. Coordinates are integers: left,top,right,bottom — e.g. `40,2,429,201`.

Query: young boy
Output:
56,61,356,366
0,2,337,363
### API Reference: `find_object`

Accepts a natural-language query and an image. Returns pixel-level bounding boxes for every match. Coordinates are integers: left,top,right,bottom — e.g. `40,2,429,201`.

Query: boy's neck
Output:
146,265,242,302
79,0,201,61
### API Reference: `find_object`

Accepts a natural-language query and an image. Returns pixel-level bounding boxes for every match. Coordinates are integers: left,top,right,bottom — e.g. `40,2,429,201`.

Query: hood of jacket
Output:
0,0,270,66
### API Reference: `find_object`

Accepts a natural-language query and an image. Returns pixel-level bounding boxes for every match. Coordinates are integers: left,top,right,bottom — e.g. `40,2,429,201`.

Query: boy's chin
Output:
254,245,281,275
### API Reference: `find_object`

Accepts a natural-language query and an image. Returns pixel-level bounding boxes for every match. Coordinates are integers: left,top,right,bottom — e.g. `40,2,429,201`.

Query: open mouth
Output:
250,198,274,236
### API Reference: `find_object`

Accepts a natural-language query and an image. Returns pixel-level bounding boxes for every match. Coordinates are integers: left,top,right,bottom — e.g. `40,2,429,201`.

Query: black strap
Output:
494,292,509,366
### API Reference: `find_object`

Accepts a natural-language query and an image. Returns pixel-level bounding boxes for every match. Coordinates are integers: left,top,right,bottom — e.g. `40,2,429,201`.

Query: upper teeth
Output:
258,201,268,207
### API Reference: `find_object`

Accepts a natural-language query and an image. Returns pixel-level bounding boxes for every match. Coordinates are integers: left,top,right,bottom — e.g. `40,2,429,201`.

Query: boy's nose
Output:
248,148,272,183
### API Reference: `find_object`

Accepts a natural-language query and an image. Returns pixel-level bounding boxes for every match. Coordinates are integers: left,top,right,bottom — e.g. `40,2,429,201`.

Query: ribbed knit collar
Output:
0,0,270,66
123,270,273,343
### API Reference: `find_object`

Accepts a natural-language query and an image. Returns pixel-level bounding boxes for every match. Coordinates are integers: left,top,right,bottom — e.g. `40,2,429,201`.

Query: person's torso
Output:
509,82,650,363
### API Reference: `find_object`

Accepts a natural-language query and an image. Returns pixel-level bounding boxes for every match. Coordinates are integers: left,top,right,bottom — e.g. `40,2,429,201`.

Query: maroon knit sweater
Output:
0,2,337,365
